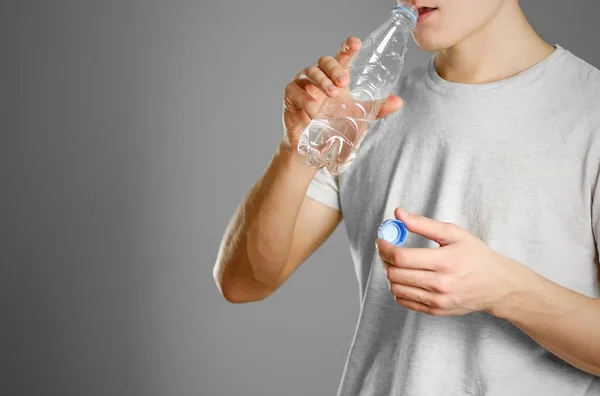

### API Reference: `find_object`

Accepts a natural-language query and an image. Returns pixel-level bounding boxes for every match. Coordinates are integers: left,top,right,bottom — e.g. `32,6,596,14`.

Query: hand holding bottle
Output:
281,36,404,156
289,3,417,175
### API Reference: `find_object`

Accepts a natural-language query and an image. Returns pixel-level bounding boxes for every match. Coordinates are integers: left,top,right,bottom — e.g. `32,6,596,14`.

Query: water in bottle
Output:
297,1,418,175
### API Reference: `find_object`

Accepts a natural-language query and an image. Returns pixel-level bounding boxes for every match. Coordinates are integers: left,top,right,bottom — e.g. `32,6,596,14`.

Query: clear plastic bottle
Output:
297,1,418,175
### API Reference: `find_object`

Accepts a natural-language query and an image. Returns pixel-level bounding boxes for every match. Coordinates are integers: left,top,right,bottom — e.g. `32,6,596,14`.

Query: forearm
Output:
493,261,600,376
214,143,317,297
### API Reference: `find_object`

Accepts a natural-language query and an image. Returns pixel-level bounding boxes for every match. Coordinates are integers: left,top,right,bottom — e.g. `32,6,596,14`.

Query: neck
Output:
434,2,555,84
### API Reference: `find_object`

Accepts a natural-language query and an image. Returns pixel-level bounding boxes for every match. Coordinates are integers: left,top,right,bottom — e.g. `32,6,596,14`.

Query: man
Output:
213,0,600,394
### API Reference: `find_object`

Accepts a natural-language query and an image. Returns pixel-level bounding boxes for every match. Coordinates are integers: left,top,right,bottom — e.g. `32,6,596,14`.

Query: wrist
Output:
275,141,319,179
488,257,541,320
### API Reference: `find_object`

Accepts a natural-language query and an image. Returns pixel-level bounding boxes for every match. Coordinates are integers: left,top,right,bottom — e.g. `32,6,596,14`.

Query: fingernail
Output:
337,75,347,83
328,85,338,93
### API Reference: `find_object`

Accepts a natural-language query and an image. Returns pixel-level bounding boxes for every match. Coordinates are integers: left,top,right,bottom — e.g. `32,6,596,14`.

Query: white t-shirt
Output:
306,45,600,396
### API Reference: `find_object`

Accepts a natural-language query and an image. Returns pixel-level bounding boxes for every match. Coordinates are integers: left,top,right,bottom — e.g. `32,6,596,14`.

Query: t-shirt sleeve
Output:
305,167,341,211
593,173,600,252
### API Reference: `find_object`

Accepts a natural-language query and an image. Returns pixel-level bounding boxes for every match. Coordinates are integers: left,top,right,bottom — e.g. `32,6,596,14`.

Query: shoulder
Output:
555,46,600,98
538,46,600,134
548,47,600,156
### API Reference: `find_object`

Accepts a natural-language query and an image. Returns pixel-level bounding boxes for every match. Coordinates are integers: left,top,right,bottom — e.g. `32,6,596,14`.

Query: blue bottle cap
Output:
378,219,408,246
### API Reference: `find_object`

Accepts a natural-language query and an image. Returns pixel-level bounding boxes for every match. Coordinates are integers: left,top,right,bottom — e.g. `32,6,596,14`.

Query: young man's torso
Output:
306,45,600,395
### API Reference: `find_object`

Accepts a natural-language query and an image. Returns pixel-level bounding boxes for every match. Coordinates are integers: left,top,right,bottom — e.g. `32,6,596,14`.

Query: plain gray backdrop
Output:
5,1,600,395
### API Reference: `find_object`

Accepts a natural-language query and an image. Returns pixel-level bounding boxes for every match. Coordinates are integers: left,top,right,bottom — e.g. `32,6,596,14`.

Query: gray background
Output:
5,1,600,395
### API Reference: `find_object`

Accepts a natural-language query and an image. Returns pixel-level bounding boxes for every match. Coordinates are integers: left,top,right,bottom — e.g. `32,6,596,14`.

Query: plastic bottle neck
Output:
391,5,418,29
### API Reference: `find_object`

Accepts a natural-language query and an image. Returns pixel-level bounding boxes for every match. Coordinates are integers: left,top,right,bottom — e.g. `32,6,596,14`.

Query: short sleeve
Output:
306,167,341,211
592,172,600,251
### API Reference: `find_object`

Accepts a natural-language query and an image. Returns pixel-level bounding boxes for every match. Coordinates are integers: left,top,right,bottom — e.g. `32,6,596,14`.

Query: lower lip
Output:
417,8,437,23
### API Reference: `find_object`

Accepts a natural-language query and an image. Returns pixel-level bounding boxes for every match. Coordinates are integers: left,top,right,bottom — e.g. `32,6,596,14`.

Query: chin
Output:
411,30,455,52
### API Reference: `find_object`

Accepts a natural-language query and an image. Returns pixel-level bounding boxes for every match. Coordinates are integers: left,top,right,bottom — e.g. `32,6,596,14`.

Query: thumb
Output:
394,208,462,246
376,95,403,119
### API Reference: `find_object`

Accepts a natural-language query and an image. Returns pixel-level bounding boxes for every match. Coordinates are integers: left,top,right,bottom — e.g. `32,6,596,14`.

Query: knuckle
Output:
396,269,409,284
430,277,444,293
296,67,310,79
382,260,389,270
430,295,448,309
306,65,320,76
284,81,296,96
390,283,399,297
332,65,346,76
317,55,331,67
432,278,451,294
326,59,341,72
386,266,395,282
304,84,322,98
428,308,443,316
435,259,452,272
287,79,298,89
319,76,333,87
433,277,451,294
393,249,406,266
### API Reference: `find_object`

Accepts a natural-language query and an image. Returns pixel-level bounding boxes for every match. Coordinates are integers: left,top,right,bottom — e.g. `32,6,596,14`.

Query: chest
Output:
341,94,594,213
339,95,597,264
337,85,600,300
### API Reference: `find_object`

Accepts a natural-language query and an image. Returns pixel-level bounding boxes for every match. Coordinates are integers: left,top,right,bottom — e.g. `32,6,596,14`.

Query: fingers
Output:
293,36,361,100
295,53,350,97
317,55,349,87
394,208,464,246
394,297,461,316
390,283,440,307
376,95,404,119
386,267,439,291
285,35,384,126
335,36,362,67
377,242,444,271
295,64,340,98
283,81,320,118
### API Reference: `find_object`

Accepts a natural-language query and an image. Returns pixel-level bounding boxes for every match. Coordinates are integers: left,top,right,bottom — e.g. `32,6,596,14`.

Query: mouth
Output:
417,6,438,21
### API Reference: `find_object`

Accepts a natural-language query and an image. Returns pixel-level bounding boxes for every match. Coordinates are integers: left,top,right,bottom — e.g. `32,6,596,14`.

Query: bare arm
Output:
493,266,600,376
213,143,341,303
213,36,403,303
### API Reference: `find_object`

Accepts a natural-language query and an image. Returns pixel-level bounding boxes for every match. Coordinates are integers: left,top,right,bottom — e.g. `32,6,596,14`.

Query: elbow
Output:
221,285,270,304
219,280,273,304
213,263,274,304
